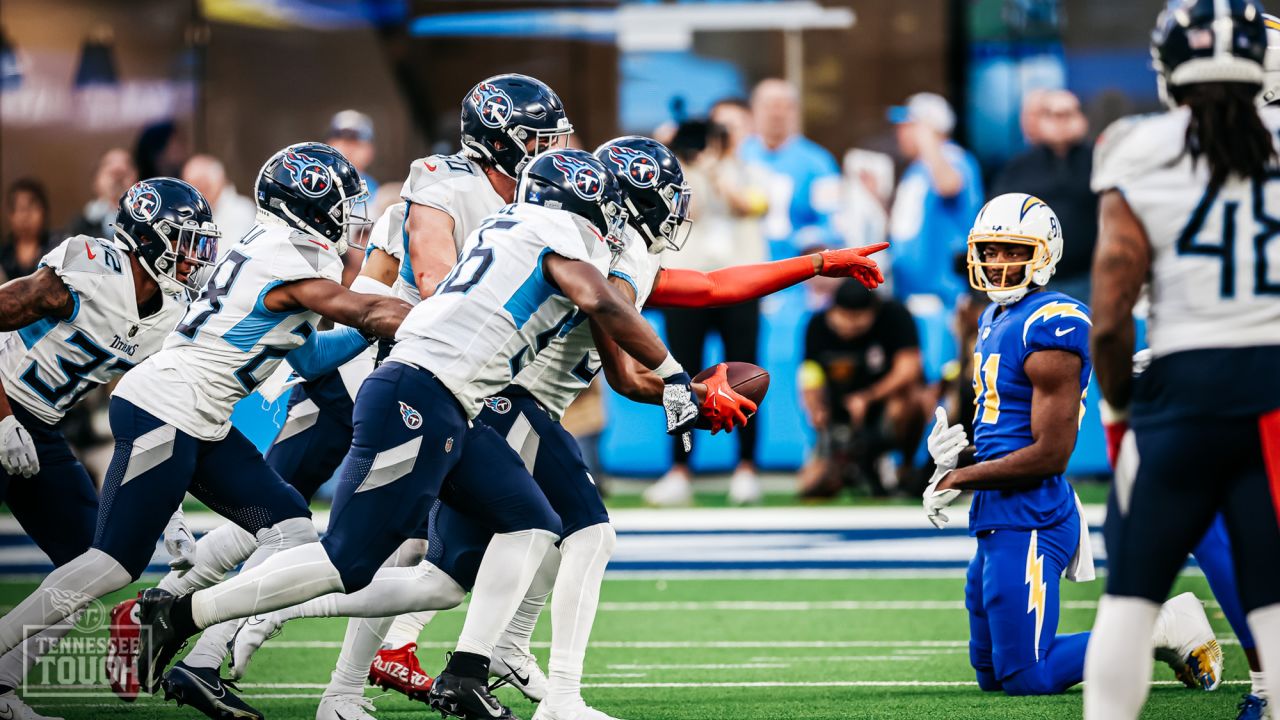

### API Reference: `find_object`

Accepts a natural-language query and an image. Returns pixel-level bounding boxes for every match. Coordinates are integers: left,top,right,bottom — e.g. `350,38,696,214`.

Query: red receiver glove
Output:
1099,399,1128,468
817,242,889,289
699,363,758,435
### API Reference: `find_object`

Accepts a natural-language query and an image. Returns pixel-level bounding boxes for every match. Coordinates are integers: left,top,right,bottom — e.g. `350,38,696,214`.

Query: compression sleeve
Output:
646,255,818,309
285,327,371,380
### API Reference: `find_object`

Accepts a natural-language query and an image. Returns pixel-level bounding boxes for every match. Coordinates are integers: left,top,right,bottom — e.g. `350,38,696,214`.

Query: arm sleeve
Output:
285,326,372,380
646,255,816,309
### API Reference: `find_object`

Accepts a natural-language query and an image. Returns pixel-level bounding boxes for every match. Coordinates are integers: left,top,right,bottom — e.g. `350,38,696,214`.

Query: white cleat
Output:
532,699,625,720
1152,591,1224,691
490,647,548,702
643,469,693,507
0,690,64,720
227,613,285,681
316,692,378,720
728,467,763,506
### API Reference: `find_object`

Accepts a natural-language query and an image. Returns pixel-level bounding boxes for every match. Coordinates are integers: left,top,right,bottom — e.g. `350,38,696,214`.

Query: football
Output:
692,361,770,429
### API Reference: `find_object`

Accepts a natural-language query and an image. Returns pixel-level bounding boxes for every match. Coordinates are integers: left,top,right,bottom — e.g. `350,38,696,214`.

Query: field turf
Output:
0,571,1252,720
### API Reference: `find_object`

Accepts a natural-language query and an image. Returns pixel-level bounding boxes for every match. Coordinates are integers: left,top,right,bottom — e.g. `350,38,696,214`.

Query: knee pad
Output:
414,561,467,610
1001,664,1057,697
255,517,319,550
563,522,617,559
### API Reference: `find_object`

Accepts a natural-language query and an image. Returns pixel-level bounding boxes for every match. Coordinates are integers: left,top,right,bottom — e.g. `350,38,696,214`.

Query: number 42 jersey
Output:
0,236,187,426
114,222,345,441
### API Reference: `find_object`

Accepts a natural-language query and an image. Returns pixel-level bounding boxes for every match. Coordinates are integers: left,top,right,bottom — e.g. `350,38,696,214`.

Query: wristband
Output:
653,353,685,381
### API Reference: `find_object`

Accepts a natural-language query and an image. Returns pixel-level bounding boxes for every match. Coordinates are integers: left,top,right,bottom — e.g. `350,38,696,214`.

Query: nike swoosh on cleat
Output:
473,689,505,718
501,658,530,686
180,668,227,699
0,705,14,720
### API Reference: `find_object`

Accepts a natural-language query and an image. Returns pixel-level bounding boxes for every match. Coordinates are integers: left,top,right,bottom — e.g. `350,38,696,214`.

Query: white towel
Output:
1065,490,1096,582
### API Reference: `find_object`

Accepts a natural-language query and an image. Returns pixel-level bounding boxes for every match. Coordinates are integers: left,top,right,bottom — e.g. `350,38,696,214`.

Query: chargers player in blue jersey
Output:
922,193,1220,698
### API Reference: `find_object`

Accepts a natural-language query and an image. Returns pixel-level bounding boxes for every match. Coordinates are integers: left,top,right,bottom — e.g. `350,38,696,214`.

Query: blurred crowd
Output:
0,80,1097,504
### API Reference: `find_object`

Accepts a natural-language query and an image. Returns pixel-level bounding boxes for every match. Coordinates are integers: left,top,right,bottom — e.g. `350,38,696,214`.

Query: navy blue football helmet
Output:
255,142,368,254
113,177,219,295
1152,0,1267,105
461,74,573,179
594,136,692,255
518,149,627,245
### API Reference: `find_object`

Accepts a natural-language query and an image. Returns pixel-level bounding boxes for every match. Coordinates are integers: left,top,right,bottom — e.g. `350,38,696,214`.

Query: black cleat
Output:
136,588,189,694
161,662,264,720
427,670,516,720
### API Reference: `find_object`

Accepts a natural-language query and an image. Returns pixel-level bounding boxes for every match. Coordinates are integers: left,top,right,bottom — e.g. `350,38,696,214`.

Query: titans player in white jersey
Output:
1083,2,1280,718
0,178,216,719
0,143,412,714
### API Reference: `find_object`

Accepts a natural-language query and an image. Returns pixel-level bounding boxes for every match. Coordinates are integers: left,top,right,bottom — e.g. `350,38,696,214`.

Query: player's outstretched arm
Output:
265,278,412,339
645,242,888,309
0,267,76,331
405,204,459,299
1090,190,1152,409
937,349,1083,492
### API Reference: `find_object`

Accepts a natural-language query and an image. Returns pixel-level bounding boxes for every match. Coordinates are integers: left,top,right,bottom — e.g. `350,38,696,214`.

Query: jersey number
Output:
1177,173,1280,298
971,352,1001,424
437,218,517,295
176,250,250,339
22,330,130,408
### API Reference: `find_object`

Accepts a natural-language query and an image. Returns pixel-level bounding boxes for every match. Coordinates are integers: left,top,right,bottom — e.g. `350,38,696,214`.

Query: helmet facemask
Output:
638,181,693,255
966,233,1053,306
120,218,221,295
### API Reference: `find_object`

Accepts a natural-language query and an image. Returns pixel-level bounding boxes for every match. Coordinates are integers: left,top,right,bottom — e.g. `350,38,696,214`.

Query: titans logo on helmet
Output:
125,182,162,223
399,401,423,430
607,146,660,189
281,151,333,198
551,154,605,201
471,82,514,129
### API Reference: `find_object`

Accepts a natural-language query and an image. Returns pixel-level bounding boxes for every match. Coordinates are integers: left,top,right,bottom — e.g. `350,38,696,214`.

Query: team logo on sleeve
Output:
125,182,162,222
551,154,605,201
484,396,512,414
1022,301,1091,343
281,151,332,198
471,82,514,129
606,146,660,189
399,401,423,430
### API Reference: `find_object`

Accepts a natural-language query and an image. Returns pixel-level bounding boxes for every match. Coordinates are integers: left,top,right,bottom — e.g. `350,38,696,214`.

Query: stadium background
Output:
3,2,1248,719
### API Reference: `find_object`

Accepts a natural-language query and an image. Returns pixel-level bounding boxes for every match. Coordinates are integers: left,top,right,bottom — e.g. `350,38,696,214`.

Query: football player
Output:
227,135,886,720
0,142,411,714
922,193,1220,698
1082,2,1280,718
0,178,217,719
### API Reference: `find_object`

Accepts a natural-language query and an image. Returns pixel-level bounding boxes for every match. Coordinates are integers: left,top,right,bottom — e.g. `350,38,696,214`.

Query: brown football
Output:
691,362,770,430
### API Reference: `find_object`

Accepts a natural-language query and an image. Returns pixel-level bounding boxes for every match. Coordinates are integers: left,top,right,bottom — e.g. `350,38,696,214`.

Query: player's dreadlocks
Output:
1176,82,1277,188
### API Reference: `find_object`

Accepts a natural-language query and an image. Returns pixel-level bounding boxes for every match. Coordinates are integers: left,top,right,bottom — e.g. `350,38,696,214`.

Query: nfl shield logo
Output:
444,437,454,453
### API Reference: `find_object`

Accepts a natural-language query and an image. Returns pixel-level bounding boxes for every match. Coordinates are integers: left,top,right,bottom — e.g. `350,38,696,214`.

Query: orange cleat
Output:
106,596,141,702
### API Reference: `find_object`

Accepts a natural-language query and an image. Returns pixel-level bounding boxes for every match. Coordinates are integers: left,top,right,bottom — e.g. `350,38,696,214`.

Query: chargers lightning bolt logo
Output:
471,83,514,129
281,151,332,198
1026,530,1047,661
1022,301,1091,343
399,401,423,430
125,182,162,222
551,153,605,201
606,146,660,188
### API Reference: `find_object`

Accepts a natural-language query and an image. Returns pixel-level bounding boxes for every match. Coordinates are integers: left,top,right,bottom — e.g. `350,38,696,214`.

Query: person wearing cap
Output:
326,109,378,283
798,278,925,498
886,92,984,307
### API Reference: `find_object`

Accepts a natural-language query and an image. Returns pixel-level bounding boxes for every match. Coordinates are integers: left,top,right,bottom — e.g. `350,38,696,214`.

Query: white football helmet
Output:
1260,13,1280,106
966,193,1063,306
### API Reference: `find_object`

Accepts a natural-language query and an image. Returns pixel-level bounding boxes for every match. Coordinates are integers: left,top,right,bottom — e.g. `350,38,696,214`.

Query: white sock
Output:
0,549,131,655
384,612,437,649
1250,670,1268,699
192,542,341,629
1084,594,1160,720
328,616,395,696
263,560,466,626
0,612,78,689
1248,604,1280,713
546,524,615,708
158,523,259,596
497,547,561,657
455,529,558,659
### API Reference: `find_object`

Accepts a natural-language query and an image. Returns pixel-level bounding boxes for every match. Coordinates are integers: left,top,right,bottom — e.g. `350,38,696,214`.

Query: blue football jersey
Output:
967,290,1092,534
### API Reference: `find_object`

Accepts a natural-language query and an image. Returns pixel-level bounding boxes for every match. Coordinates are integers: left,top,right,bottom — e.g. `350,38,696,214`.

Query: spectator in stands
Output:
2,178,53,281
134,120,189,181
182,154,257,246
1019,89,1051,146
644,118,770,507
66,148,135,240
799,279,926,498
990,89,1096,301
740,78,841,258
885,92,984,307
326,110,378,284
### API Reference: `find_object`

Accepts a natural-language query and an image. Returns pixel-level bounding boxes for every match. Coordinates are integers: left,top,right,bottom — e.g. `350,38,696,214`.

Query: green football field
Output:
0,572,1254,720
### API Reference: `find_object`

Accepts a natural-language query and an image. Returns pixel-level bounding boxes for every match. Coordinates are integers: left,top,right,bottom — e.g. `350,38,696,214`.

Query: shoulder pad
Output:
40,236,126,302
1092,111,1187,193
402,154,481,196
1021,297,1092,345
257,228,344,283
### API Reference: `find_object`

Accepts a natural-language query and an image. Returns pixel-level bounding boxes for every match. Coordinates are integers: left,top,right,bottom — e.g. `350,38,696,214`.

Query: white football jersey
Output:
114,221,345,440
390,153,505,304
1093,106,1280,357
511,228,663,421
0,236,187,425
389,203,613,418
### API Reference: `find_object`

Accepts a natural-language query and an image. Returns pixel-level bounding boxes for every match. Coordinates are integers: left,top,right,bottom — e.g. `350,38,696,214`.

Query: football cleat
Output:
107,594,142,701
642,469,692,507
727,467,763,506
490,648,547,702
368,643,434,702
227,614,284,681
427,671,516,720
161,662,263,720
1236,693,1268,720
532,700,624,720
1152,592,1224,691
317,693,379,720
0,690,64,720
135,588,188,694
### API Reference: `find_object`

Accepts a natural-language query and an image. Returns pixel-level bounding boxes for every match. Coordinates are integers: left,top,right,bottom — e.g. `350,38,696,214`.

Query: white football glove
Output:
923,475,962,529
163,509,198,574
0,414,39,478
662,374,699,453
923,408,967,529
